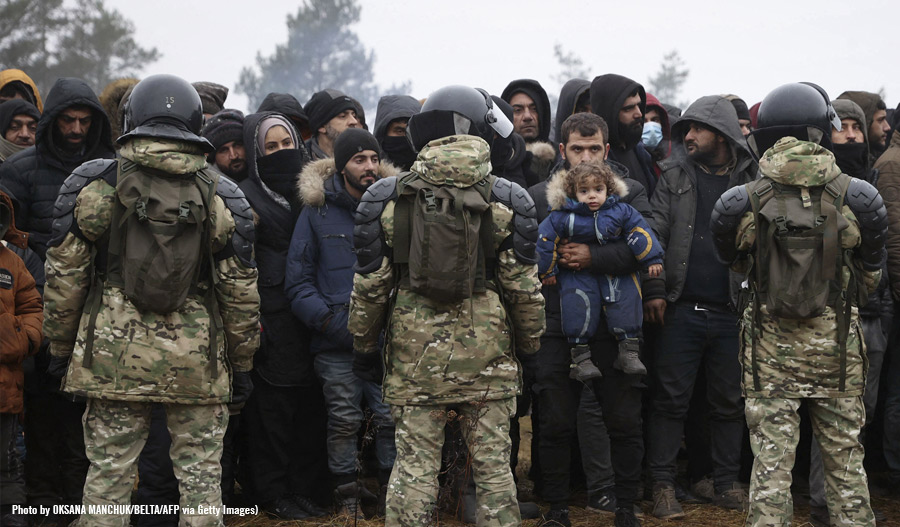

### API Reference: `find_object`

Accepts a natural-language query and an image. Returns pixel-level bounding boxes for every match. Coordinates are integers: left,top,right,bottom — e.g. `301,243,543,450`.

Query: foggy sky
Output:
116,0,899,116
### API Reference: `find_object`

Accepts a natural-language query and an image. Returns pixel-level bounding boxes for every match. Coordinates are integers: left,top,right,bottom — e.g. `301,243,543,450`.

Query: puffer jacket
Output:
348,135,545,405
0,190,42,414
0,77,114,260
285,157,399,355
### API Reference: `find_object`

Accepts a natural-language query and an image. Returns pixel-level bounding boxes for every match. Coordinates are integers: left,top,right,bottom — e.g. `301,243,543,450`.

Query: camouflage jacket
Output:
734,137,879,398
43,139,260,404
348,135,545,405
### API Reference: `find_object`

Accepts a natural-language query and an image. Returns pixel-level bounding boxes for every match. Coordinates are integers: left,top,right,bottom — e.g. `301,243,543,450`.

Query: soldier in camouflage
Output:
348,86,545,527
42,75,259,527
711,83,888,527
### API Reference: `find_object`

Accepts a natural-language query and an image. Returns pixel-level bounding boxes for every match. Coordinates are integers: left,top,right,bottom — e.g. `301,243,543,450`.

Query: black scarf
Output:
832,142,869,179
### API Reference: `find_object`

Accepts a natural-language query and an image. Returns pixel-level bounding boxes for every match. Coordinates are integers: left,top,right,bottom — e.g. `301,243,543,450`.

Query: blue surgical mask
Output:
642,121,663,149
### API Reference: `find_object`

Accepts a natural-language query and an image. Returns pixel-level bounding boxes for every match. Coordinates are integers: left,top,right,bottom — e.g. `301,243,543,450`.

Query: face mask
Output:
642,121,663,149
381,136,417,171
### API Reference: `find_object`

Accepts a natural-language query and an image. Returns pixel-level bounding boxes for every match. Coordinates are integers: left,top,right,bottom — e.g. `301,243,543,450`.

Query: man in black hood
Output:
502,79,556,181
590,74,657,197
373,95,420,171
838,90,892,164
0,76,112,527
0,77,114,260
645,95,757,519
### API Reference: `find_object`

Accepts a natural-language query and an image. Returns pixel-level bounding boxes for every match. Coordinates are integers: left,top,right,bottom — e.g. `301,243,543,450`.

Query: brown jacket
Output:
875,131,900,300
0,190,42,414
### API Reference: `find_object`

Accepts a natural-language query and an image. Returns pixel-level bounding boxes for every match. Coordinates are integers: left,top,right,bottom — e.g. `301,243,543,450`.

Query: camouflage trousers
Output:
78,398,229,527
386,398,519,527
745,397,874,527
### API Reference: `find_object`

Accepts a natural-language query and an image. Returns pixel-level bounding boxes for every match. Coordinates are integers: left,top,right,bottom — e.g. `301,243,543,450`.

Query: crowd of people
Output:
0,65,897,527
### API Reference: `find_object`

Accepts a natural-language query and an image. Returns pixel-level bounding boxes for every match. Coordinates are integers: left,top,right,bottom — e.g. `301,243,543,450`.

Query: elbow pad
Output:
216,175,256,268
354,177,397,274
49,159,117,247
845,178,888,269
709,185,751,264
491,177,538,264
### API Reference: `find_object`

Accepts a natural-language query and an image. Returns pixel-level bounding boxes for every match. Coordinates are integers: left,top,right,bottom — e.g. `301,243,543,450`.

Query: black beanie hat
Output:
305,89,357,133
333,128,380,175
729,97,751,121
201,109,244,155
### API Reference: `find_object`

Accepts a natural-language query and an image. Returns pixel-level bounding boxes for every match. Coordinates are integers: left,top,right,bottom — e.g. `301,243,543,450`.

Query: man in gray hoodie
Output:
645,95,758,519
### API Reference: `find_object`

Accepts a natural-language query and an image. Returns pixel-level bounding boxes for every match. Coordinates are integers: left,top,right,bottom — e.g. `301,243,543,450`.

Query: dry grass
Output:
224,416,900,527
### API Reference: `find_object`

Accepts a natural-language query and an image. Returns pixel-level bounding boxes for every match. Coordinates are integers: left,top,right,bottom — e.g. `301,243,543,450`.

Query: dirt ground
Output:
223,417,900,527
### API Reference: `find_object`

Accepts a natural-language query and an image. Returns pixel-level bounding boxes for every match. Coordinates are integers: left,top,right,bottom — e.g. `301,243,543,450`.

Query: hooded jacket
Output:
838,90,887,163
502,79,555,180
373,95,420,170
0,78,114,260
529,159,654,337
0,99,41,164
0,69,43,112
649,95,758,305
0,190,43,414
553,79,591,145
285,156,399,356
347,135,545,405
238,112,313,386
257,92,312,141
590,74,657,197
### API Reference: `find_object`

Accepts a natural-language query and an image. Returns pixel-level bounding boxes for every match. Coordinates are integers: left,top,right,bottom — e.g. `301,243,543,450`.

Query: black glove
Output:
47,355,70,378
353,351,383,384
230,371,254,405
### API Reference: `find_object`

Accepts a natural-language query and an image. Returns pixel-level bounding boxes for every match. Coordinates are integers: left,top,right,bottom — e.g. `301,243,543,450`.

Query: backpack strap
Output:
748,179,774,392
824,173,852,391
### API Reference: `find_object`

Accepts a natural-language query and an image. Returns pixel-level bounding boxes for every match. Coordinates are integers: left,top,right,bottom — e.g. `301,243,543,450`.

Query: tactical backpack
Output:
392,171,497,303
78,160,223,371
746,172,865,390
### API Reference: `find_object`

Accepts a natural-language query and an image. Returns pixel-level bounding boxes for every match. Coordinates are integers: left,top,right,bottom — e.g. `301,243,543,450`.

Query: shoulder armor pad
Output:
215,174,256,268
354,177,397,274
48,159,117,247
710,184,751,235
846,177,886,214
491,176,538,264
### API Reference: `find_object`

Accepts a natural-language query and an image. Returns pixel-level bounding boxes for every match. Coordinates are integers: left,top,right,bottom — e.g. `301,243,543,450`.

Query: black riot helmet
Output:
118,74,213,152
748,82,842,158
406,85,513,152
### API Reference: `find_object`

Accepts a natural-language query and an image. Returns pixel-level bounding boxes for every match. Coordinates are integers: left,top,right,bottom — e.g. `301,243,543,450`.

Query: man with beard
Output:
286,128,398,520
0,77,112,526
644,95,757,519
304,89,361,160
590,74,657,197
528,112,653,527
202,109,248,182
502,79,557,181
0,100,40,165
839,90,893,164
373,95,420,171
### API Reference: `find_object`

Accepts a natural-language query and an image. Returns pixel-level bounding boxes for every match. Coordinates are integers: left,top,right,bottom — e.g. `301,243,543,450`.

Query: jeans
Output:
648,302,744,492
535,330,643,508
313,350,396,478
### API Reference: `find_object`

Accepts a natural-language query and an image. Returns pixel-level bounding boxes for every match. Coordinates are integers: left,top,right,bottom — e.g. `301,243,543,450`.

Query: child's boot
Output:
570,344,602,381
613,338,647,375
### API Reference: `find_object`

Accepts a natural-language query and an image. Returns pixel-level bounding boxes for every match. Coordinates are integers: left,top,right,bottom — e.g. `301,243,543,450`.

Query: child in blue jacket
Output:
537,161,663,381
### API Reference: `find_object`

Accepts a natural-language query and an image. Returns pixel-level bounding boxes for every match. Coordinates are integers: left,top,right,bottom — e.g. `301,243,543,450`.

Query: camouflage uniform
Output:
43,138,260,527
348,135,545,527
729,137,878,527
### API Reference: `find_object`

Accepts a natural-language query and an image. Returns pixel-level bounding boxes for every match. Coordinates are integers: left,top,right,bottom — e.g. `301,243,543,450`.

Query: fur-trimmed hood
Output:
545,164,629,211
297,157,400,207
